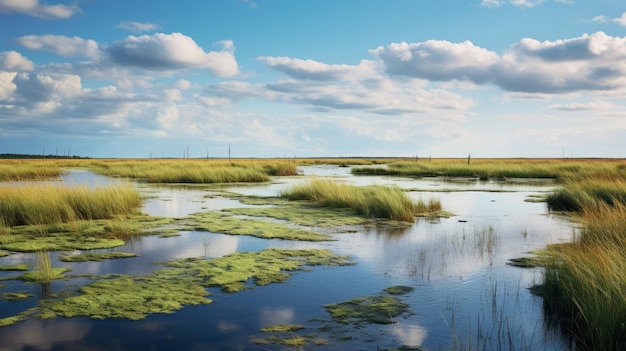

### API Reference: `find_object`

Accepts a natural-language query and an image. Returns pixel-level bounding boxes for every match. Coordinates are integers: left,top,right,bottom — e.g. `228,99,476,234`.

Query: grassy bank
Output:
539,175,626,350
281,179,442,222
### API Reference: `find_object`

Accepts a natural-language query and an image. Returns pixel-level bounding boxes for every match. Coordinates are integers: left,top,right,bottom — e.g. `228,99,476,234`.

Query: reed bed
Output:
281,179,440,222
0,161,64,181
84,159,298,183
352,158,626,181
0,183,142,226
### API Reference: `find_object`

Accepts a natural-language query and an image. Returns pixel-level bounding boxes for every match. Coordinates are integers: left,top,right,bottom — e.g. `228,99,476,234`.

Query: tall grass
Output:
85,159,298,183
540,172,626,350
0,161,64,181
0,183,142,226
282,179,440,222
352,158,626,181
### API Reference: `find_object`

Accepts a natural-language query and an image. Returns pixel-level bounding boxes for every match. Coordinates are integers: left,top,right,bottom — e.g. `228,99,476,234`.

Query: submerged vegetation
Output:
282,179,443,222
325,287,411,325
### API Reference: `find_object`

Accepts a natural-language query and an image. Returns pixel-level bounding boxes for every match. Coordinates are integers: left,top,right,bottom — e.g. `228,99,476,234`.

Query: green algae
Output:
59,252,138,262
260,324,305,332
252,324,325,348
183,211,332,241
384,286,415,295
1,249,354,327
0,216,176,252
17,268,71,282
325,295,409,325
0,264,29,271
225,204,367,227
0,250,9,257
3,291,33,301
38,275,211,321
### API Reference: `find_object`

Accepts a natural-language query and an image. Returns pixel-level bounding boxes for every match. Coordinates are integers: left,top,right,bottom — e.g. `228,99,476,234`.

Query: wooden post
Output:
467,153,471,165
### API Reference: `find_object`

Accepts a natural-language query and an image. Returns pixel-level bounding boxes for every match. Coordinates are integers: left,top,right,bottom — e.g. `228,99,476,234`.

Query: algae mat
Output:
0,248,354,327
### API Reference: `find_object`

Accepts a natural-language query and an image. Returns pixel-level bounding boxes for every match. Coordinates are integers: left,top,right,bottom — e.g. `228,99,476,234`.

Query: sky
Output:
1,0,626,158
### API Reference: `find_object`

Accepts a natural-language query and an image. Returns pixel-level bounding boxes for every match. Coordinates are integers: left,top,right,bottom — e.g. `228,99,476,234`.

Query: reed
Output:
0,160,64,181
281,179,440,222
0,183,142,227
85,159,298,183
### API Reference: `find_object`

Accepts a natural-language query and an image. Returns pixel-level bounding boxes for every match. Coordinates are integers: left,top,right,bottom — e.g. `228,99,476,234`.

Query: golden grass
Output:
282,179,441,222
0,183,142,226
0,160,64,181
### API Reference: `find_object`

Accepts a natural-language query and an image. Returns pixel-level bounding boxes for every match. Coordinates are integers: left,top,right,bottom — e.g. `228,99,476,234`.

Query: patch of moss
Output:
17,268,71,282
225,203,367,227
325,295,409,325
0,250,10,257
0,215,179,253
59,252,138,262
260,324,305,332
1,249,353,326
183,211,332,241
37,275,211,321
3,291,33,301
0,314,28,327
384,286,414,295
0,264,30,271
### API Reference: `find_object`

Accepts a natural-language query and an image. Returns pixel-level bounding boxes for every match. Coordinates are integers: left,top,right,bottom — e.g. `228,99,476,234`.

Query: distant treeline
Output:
0,153,89,159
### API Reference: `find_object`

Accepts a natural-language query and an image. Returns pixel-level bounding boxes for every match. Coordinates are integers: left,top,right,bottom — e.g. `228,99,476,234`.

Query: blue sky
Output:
1,0,626,158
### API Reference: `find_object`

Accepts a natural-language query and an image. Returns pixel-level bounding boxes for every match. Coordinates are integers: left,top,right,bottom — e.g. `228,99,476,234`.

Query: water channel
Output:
0,165,576,350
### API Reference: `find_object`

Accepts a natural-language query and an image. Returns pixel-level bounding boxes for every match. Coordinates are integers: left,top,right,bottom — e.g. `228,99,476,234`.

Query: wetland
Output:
0,159,614,350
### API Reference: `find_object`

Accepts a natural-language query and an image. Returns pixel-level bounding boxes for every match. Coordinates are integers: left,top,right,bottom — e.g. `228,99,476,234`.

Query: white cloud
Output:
481,0,503,7
13,72,82,103
0,71,17,100
259,57,378,81
0,51,34,71
0,0,80,19
370,40,499,83
591,15,608,23
117,21,160,32
17,35,101,59
157,105,179,129
107,33,239,76
511,0,544,7
373,32,626,94
174,79,192,90
613,12,626,27
548,101,615,111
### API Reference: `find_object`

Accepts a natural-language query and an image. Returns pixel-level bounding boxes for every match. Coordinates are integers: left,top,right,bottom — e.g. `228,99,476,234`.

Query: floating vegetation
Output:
384,286,415,295
260,324,305,333
1,249,354,327
0,250,9,257
325,295,409,325
507,255,546,268
183,211,332,241
59,252,138,262
2,291,33,302
0,264,29,271
16,268,71,282
225,202,368,227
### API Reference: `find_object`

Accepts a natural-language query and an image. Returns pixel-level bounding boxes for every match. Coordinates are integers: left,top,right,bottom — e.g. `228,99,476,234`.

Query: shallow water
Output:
0,166,576,350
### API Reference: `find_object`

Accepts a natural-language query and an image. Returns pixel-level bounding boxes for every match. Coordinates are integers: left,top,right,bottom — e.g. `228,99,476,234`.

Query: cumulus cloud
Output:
17,35,101,59
0,0,80,19
157,105,179,129
373,32,626,94
107,33,239,76
0,51,34,71
259,57,378,81
370,40,499,83
13,72,82,103
117,21,160,32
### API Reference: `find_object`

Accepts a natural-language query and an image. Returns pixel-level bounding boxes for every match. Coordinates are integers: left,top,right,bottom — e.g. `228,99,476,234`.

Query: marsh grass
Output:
282,179,441,222
85,159,298,183
0,183,141,227
0,161,64,181
352,158,626,181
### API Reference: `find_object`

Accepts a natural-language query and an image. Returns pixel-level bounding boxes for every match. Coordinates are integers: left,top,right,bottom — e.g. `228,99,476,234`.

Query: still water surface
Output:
0,166,575,350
